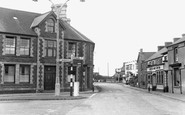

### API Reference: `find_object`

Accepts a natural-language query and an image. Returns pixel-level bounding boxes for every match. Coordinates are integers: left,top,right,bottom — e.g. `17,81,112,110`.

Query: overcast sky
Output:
1,0,185,76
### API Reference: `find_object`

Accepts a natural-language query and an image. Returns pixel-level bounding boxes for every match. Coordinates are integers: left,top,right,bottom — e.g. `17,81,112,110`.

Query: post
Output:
70,66,73,96
55,9,60,96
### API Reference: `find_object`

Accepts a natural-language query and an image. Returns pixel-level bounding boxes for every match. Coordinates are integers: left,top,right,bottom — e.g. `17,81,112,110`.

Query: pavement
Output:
0,87,100,101
123,84,185,103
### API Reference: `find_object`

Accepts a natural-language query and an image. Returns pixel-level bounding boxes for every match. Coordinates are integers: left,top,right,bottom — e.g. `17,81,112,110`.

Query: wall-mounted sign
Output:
147,65,163,72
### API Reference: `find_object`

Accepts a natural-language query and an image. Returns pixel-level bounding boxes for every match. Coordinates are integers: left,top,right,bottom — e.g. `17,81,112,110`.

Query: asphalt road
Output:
0,83,185,115
66,83,185,115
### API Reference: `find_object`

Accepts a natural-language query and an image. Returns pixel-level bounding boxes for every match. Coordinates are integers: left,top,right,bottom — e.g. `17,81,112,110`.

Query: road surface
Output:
0,83,185,115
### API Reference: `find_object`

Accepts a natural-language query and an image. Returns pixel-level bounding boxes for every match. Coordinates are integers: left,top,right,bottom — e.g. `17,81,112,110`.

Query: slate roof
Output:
142,52,156,61
0,7,94,43
169,37,185,47
137,52,155,63
0,7,39,36
146,47,167,61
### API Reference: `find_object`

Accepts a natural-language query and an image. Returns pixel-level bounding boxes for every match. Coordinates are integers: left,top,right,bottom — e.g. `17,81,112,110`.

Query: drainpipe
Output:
171,70,174,93
180,69,182,94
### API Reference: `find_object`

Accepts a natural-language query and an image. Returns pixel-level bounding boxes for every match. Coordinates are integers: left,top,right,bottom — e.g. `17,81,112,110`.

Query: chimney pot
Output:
165,42,172,47
173,38,180,43
157,46,164,51
140,48,143,53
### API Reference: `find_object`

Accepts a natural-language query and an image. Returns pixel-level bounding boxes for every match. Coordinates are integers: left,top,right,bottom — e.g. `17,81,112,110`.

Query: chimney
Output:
173,38,180,43
52,4,71,24
165,42,172,47
182,34,185,38
140,48,143,53
157,46,164,51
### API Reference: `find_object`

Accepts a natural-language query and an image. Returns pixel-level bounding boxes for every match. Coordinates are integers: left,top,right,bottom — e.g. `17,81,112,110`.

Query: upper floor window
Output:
67,42,76,59
174,47,178,62
20,38,30,55
46,40,56,57
5,36,16,55
46,18,55,33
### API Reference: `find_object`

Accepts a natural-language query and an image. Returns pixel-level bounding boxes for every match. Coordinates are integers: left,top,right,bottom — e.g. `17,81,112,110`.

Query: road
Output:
0,83,185,115
66,83,185,115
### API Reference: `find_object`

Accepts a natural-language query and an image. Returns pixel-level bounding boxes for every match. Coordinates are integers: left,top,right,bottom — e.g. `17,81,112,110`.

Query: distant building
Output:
146,42,172,92
137,49,155,88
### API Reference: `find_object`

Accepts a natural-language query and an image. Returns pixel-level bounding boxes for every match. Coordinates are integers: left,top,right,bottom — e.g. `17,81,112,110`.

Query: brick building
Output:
0,7,94,93
167,36,185,94
137,49,155,88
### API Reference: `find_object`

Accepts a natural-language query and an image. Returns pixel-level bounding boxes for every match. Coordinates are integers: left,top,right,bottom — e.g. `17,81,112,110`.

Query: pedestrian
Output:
147,82,151,93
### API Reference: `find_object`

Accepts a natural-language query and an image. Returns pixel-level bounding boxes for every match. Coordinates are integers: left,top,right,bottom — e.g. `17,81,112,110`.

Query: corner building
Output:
0,7,94,93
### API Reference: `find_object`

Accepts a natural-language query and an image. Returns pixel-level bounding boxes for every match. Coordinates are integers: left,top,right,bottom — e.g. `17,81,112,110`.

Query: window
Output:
4,36,16,55
67,42,76,59
4,65,15,83
174,69,180,86
174,47,178,62
20,38,30,55
46,19,55,33
46,40,56,57
20,65,30,83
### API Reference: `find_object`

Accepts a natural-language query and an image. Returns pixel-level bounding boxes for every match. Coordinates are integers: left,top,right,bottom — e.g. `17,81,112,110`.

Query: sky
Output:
1,0,185,76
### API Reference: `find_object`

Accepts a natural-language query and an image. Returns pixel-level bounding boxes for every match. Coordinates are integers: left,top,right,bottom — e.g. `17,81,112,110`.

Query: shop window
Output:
20,38,30,55
67,42,76,59
46,18,55,33
4,65,15,83
20,65,30,83
46,40,56,57
4,36,16,55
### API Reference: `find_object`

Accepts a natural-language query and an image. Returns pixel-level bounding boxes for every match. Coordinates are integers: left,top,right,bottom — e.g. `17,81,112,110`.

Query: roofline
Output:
0,31,37,37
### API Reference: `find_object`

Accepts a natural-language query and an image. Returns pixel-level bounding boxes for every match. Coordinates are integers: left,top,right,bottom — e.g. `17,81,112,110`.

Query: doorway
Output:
44,66,56,90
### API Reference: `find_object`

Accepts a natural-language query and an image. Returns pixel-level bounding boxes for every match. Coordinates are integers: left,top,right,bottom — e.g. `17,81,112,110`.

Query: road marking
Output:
89,93,96,99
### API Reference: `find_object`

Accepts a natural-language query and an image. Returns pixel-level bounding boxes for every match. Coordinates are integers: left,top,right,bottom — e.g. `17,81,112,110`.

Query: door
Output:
44,66,56,90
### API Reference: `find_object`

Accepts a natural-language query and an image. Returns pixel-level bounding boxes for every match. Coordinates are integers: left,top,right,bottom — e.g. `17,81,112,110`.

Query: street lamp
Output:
33,0,85,96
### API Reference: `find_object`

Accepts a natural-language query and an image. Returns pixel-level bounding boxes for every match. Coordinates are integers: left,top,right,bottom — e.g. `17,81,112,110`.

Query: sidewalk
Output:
0,87,99,101
123,84,185,103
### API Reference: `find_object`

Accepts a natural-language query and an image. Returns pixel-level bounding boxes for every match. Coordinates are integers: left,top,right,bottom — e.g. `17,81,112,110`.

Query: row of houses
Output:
0,7,95,93
137,35,185,94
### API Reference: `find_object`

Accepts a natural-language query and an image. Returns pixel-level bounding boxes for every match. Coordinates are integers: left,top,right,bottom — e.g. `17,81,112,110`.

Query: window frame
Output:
46,40,56,57
67,42,77,59
46,18,55,33
19,38,30,56
4,36,16,55
4,64,15,83
19,65,30,83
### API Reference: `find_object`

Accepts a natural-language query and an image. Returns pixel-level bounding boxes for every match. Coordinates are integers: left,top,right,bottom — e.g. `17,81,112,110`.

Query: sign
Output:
147,65,164,72
59,59,72,62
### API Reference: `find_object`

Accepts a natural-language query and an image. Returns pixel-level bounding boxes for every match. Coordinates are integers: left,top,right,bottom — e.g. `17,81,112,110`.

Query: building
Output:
122,60,138,85
167,35,185,94
137,49,155,88
0,7,94,93
146,42,172,92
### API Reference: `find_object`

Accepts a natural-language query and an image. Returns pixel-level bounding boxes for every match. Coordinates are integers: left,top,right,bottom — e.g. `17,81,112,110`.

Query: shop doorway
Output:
44,66,56,90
